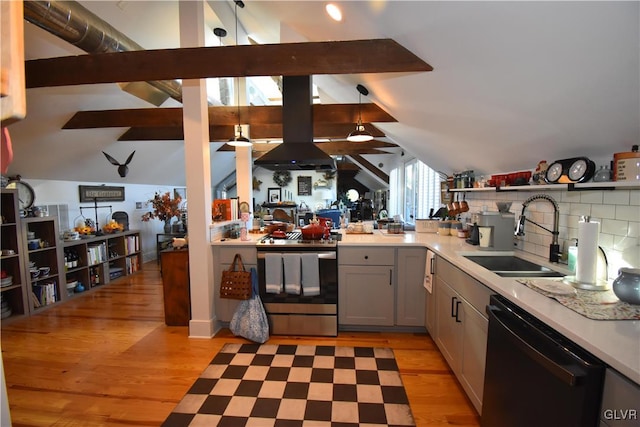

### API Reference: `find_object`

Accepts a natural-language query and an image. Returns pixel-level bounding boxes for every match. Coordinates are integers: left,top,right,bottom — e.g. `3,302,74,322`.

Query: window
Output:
392,159,443,225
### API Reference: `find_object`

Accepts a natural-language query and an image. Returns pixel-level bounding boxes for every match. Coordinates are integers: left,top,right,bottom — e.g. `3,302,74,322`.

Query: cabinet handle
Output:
364,255,369,260
389,269,392,285
430,255,435,275
451,296,457,318
455,300,462,323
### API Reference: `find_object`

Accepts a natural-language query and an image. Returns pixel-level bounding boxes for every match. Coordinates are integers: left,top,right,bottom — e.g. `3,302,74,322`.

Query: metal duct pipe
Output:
24,0,183,104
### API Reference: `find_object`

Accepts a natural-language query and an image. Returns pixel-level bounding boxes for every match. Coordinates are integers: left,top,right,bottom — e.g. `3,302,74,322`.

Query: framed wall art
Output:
297,176,312,196
78,185,125,202
268,187,281,204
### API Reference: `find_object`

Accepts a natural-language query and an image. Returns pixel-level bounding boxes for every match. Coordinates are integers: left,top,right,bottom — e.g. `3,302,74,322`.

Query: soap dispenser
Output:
568,239,578,274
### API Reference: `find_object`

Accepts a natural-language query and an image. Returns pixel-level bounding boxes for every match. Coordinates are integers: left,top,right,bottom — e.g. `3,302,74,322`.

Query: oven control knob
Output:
269,238,274,244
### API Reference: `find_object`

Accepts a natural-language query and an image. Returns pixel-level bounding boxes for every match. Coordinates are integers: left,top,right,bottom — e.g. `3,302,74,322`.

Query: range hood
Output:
254,76,336,171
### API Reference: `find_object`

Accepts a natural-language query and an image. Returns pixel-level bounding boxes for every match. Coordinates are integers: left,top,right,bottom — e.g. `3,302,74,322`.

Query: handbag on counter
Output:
230,268,270,343
219,254,252,300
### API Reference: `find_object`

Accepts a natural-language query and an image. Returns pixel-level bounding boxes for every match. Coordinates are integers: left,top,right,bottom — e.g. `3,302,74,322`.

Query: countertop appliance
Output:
482,294,605,427
477,211,515,251
256,231,338,336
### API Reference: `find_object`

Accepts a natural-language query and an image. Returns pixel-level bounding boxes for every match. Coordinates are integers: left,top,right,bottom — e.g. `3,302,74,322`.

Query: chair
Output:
272,208,293,223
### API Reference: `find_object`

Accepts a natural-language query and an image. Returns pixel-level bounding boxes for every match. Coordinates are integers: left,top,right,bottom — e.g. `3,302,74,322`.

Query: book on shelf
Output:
125,235,139,255
87,242,107,265
32,281,58,307
125,256,140,274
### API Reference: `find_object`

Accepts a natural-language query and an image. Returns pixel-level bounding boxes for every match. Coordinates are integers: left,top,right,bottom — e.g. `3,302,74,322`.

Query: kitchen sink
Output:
464,255,564,278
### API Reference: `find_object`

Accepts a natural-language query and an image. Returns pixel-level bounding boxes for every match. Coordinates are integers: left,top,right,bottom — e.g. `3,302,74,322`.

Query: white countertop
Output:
212,229,640,384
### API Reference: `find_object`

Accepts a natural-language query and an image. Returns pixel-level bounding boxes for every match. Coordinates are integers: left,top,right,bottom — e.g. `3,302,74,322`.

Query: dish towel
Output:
301,253,320,296
265,253,283,294
283,253,301,295
424,250,434,294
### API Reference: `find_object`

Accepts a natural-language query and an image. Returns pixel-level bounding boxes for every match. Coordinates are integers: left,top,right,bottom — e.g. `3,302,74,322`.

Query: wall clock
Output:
545,157,596,184
6,177,35,211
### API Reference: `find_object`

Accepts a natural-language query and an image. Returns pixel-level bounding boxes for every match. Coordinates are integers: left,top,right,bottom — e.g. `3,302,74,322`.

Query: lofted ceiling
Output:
4,1,639,188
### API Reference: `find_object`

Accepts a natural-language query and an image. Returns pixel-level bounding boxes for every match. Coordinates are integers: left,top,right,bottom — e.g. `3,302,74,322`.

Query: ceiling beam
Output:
117,123,387,141
63,103,396,129
350,154,390,184
26,39,433,88
217,141,395,157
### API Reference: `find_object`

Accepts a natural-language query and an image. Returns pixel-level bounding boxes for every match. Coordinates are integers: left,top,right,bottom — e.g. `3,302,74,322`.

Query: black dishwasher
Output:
482,294,605,427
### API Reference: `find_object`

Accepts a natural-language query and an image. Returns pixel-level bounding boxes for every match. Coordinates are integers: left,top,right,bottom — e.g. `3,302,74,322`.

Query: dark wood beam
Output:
350,153,390,184
63,103,396,129
26,39,433,88
118,126,235,141
117,123,387,141
217,142,392,157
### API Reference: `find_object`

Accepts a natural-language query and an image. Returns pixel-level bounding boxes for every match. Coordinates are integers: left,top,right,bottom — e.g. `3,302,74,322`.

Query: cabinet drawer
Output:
339,247,395,266
436,256,492,316
218,247,257,265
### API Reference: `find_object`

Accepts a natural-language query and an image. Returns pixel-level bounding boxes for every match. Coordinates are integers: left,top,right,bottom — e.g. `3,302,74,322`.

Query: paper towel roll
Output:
576,220,600,284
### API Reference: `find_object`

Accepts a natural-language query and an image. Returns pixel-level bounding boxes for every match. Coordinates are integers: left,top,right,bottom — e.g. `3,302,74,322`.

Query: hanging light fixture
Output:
347,84,374,142
228,0,252,147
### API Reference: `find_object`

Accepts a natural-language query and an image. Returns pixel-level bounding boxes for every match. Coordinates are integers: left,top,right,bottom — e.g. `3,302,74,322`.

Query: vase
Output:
164,219,172,233
613,268,640,305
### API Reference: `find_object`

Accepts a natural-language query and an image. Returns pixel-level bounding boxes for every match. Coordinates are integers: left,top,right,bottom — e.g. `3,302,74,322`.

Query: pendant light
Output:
347,84,374,142
228,0,252,147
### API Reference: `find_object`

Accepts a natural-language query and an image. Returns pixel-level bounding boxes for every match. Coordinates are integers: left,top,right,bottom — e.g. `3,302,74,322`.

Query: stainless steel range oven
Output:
257,231,338,336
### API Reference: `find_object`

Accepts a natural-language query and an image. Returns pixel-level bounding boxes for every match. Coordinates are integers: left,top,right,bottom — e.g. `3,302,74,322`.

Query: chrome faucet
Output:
515,194,561,262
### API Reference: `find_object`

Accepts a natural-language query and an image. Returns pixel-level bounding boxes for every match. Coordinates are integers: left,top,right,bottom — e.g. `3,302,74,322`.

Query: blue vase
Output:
613,268,640,305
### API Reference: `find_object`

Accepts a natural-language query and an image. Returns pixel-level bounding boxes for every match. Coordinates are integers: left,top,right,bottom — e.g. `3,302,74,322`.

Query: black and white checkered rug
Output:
162,343,415,426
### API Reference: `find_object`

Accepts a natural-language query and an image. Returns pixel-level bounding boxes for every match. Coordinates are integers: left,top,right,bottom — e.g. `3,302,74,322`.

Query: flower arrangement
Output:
102,220,124,234
141,192,182,223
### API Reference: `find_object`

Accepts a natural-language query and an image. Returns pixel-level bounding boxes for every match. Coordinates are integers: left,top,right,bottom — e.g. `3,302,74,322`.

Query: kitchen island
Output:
212,229,640,386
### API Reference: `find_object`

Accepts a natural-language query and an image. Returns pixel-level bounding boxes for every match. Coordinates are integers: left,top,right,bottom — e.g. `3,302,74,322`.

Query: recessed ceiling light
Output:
326,3,342,21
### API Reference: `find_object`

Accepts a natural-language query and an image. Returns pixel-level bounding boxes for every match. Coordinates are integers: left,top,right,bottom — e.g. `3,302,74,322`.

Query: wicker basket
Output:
220,254,252,300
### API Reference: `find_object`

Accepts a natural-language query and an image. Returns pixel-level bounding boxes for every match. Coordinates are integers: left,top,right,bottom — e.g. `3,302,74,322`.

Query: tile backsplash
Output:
461,187,639,280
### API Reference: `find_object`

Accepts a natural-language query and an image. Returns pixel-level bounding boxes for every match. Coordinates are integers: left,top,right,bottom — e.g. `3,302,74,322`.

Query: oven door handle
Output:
258,252,336,260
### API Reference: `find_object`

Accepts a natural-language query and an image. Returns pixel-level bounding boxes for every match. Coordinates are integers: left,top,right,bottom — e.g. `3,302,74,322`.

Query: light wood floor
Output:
1,262,480,427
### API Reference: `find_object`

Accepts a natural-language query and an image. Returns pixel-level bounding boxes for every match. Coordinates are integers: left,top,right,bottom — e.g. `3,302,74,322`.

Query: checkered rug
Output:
162,343,416,427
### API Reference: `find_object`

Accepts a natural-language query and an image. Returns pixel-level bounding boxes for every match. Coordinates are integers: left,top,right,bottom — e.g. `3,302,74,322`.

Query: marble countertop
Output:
212,229,640,384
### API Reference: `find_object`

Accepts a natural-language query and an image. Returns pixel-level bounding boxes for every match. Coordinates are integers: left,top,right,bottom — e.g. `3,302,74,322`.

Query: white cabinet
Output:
213,246,257,322
339,247,394,326
424,249,436,336
339,265,394,326
338,246,395,326
433,255,492,414
338,246,427,328
396,247,426,326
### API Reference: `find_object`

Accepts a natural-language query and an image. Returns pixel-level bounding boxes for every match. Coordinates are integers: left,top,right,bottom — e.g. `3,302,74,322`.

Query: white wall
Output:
252,167,337,212
463,188,639,280
27,178,181,263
